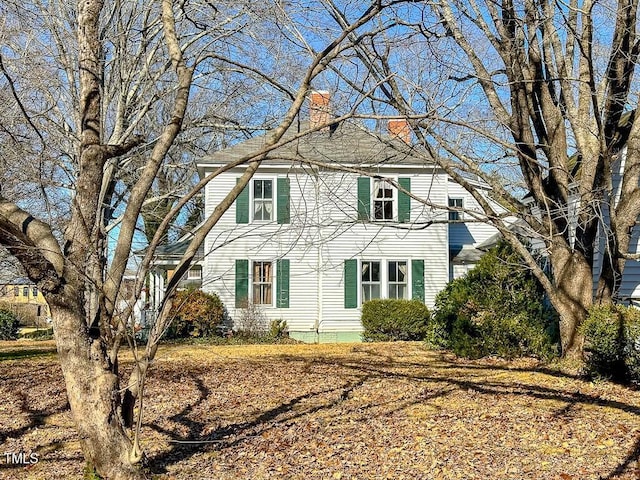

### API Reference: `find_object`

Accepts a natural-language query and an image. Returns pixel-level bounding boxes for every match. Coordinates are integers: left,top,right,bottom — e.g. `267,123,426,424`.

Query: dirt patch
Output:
1,342,639,479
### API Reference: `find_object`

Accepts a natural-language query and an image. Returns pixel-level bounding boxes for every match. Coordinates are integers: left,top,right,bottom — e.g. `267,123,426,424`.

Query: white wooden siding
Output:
203,165,453,335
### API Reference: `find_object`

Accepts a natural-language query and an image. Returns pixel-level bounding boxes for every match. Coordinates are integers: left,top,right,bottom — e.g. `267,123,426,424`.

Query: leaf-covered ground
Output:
1,341,640,479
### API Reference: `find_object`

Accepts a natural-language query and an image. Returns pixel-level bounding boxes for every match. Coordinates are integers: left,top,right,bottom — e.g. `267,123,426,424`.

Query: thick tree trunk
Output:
550,247,593,359
52,305,144,480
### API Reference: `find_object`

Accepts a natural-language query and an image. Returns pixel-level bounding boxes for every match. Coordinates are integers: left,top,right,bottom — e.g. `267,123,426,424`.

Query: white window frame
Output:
387,260,408,300
448,197,463,221
361,260,382,302
360,259,410,305
252,177,275,222
186,268,202,280
251,260,274,307
372,178,397,222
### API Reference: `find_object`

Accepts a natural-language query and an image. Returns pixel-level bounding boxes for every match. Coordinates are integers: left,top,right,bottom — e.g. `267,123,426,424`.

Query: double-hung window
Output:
345,258,422,308
449,198,463,221
373,180,394,221
388,261,408,299
358,177,411,223
252,261,273,305
253,180,273,221
361,261,381,301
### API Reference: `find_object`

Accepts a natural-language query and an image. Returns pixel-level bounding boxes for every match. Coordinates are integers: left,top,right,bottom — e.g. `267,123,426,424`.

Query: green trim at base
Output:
289,331,363,344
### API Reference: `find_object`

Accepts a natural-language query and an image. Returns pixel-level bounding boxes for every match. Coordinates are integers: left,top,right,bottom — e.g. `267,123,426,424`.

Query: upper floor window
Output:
373,180,394,221
32,287,38,297
449,198,463,221
236,177,290,225
358,177,411,223
13,286,19,296
23,286,29,297
253,179,273,221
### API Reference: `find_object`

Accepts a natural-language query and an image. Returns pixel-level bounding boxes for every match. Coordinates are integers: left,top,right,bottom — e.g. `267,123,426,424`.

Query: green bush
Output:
430,241,558,359
166,289,227,339
0,308,20,340
361,299,430,342
581,305,640,383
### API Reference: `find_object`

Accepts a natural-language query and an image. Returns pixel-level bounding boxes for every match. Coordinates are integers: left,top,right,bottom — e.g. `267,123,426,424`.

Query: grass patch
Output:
0,346,57,361
2,342,640,480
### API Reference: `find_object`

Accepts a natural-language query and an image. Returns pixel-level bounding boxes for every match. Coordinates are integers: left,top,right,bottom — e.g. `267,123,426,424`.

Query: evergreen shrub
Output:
361,299,430,342
0,308,20,340
581,305,640,383
430,241,558,359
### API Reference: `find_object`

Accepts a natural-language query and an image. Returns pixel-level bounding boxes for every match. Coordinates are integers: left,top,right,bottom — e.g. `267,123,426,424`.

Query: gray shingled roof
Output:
153,240,205,259
199,121,434,168
0,276,34,286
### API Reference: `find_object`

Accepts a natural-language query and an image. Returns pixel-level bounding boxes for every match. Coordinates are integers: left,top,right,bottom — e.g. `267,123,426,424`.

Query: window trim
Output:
251,177,275,223
361,260,382,302
186,268,202,280
371,178,398,222
251,260,274,307
449,197,463,221
387,260,408,300
358,258,410,305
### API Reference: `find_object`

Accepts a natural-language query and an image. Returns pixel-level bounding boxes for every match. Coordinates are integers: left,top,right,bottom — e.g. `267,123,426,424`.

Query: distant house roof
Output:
198,121,435,169
449,245,484,265
0,276,34,286
151,240,205,267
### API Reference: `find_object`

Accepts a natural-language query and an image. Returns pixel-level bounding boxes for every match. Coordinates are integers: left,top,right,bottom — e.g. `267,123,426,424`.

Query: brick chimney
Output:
309,90,331,131
388,119,411,144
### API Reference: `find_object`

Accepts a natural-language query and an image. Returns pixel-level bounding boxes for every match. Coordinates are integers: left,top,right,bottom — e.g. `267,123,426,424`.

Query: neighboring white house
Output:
184,92,500,342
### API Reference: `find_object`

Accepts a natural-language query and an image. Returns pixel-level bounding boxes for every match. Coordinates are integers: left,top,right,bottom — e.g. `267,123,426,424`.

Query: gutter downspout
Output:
315,167,322,343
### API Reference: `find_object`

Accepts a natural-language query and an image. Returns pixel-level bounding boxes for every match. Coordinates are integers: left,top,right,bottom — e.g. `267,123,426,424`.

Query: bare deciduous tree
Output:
347,0,640,357
0,0,389,477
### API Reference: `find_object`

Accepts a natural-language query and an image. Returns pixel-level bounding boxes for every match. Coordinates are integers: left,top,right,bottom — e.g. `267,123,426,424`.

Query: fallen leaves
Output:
1,341,640,479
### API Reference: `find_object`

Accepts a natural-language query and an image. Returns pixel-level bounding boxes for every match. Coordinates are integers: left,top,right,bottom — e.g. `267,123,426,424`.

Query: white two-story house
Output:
188,92,499,342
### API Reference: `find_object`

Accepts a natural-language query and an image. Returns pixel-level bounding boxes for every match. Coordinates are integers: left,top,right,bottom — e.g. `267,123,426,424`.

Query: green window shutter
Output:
235,259,249,308
236,178,250,224
344,259,358,308
357,177,370,221
411,259,425,302
277,177,290,224
398,177,411,223
276,259,290,308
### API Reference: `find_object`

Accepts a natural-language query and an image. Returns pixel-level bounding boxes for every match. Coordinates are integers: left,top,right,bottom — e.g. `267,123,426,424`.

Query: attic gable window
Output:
373,180,394,220
253,180,273,221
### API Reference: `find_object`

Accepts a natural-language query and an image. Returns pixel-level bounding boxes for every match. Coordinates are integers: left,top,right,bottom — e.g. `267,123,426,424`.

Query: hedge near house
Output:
361,299,430,342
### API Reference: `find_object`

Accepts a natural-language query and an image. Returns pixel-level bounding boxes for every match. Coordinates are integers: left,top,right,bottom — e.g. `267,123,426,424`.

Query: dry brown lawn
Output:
1,340,640,479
